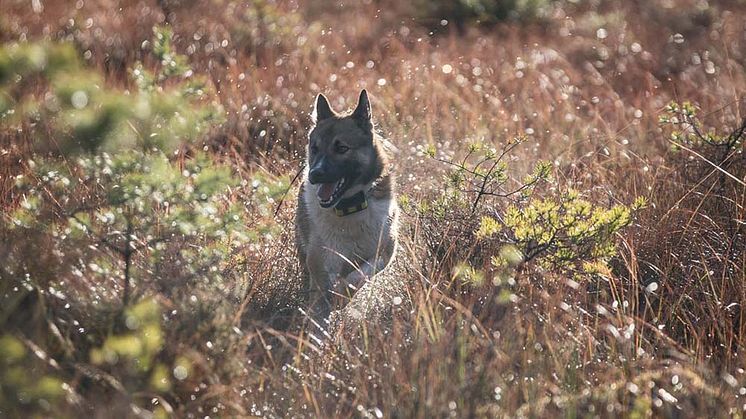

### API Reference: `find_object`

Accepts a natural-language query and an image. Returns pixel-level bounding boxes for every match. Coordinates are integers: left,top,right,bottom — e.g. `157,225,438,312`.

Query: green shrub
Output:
0,26,276,416
431,137,643,281
498,190,645,274
0,334,64,417
1,26,222,154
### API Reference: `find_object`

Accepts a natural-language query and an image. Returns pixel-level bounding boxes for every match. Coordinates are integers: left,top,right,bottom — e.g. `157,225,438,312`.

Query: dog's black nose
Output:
308,167,327,184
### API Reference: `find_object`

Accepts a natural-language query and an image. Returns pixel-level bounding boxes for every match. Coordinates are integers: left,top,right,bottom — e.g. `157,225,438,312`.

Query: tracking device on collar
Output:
334,191,368,216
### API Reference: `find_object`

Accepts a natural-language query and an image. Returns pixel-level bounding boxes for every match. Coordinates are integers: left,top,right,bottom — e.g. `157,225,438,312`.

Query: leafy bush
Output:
429,137,643,282
4,26,245,304
0,26,274,416
498,190,645,274
11,151,247,305
661,101,745,187
0,334,64,417
1,27,222,154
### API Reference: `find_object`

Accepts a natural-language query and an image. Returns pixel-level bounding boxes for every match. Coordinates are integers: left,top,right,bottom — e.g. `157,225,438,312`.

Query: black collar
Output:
334,191,368,216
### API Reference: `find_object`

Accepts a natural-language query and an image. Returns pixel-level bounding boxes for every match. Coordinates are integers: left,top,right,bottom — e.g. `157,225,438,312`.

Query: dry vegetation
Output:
1,0,746,417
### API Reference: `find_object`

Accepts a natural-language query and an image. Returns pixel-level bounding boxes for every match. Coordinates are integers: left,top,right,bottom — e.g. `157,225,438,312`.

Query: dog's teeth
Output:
333,178,344,194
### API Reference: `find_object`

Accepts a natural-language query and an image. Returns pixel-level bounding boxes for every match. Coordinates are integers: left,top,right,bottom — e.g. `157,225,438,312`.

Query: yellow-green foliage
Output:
490,244,524,270
453,262,486,286
4,28,257,305
1,26,223,153
476,215,501,239
90,299,162,370
89,299,181,395
661,101,744,150
0,334,64,415
497,190,645,273
85,298,194,415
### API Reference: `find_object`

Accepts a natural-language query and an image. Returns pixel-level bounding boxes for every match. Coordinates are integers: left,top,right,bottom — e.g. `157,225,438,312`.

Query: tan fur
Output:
295,91,399,318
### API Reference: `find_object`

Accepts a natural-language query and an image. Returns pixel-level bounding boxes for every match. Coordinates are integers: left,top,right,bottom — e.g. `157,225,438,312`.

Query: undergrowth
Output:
1,0,745,417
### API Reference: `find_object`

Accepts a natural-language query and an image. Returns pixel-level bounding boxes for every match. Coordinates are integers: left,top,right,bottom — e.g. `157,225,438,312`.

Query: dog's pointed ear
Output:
312,93,335,123
352,89,372,130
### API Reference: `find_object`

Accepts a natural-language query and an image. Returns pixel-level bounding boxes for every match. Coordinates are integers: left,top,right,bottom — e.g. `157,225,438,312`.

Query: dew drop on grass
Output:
724,373,739,387
71,91,88,109
627,382,639,394
705,61,716,74
174,365,188,380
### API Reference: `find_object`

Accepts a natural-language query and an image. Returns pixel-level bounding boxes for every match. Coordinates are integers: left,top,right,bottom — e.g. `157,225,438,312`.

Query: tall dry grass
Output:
1,0,745,417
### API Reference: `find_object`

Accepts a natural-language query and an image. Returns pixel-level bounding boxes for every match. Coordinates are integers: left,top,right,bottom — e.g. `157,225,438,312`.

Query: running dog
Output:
295,90,398,317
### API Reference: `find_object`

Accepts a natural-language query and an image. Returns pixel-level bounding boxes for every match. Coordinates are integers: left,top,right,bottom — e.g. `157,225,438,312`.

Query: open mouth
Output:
316,177,346,208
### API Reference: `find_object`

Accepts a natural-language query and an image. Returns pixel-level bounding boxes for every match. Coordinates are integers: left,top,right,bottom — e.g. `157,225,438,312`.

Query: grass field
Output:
1,0,746,417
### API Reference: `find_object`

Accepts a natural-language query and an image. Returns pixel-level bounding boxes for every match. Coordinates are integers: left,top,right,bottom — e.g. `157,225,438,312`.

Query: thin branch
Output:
122,216,133,306
668,139,746,187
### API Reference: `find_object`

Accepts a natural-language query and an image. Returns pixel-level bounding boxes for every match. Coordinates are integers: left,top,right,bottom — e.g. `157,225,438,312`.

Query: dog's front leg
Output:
306,249,332,319
343,253,393,290
343,238,396,288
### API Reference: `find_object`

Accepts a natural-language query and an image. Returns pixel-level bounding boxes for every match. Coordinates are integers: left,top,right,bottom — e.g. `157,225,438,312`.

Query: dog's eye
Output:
334,143,350,154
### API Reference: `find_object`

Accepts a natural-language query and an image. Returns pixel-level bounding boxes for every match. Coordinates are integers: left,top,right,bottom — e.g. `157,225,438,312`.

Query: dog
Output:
295,90,399,318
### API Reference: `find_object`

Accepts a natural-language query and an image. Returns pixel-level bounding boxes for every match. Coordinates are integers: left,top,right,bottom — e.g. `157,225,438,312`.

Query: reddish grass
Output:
1,0,746,417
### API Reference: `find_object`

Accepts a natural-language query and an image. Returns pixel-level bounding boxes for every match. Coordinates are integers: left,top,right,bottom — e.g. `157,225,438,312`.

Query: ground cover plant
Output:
1,0,745,417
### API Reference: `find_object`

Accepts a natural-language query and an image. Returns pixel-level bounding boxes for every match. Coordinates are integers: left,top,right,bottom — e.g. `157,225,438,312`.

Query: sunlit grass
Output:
1,0,745,417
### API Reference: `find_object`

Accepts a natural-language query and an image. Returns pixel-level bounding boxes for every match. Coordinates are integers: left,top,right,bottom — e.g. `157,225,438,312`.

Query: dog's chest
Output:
304,186,395,262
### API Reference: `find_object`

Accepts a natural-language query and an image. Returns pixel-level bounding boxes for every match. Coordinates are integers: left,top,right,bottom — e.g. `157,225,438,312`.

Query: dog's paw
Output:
343,270,368,289
329,270,368,298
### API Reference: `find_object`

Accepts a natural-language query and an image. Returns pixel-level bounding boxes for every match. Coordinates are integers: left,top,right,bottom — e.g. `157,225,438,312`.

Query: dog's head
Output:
306,90,384,208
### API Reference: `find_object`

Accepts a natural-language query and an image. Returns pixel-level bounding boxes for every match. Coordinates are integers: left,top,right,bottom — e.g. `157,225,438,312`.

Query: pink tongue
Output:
317,182,335,201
